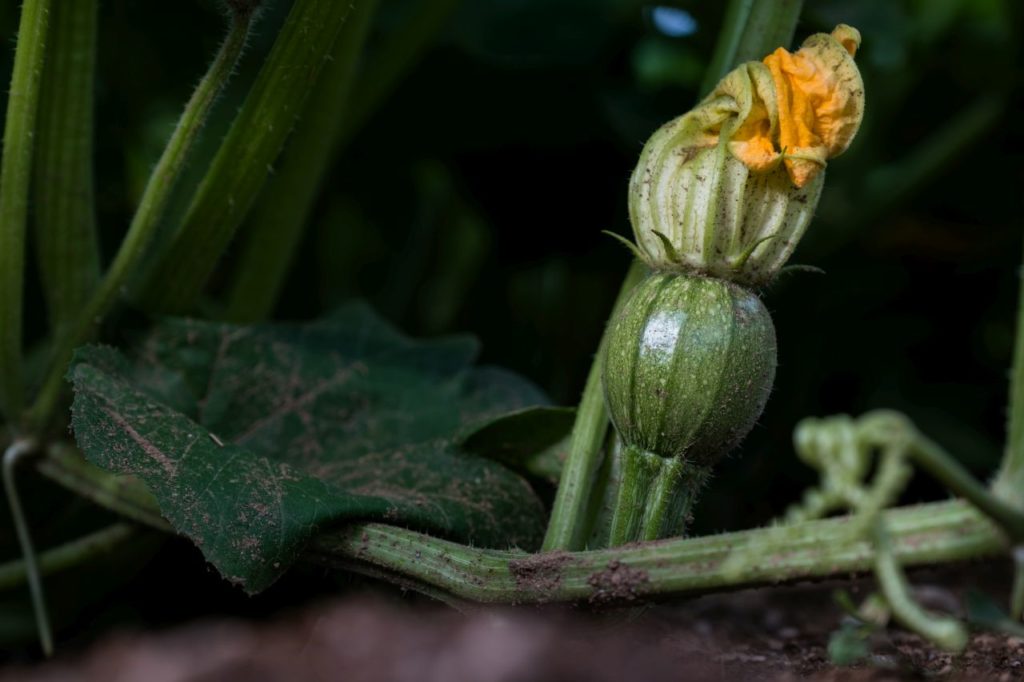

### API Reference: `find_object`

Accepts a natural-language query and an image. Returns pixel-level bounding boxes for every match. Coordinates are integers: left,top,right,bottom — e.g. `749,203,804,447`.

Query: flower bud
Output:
628,25,864,286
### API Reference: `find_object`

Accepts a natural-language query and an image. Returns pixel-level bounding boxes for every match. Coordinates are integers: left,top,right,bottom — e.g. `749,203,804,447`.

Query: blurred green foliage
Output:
0,0,1022,649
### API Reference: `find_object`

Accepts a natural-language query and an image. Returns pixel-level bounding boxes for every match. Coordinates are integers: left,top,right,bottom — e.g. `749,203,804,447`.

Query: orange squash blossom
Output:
730,25,864,187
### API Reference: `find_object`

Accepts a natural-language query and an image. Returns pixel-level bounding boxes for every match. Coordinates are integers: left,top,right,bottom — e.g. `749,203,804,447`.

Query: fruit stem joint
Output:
628,25,864,286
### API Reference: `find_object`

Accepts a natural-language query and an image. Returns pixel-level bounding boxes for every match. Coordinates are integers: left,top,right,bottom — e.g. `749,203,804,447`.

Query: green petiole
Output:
0,0,52,424
30,5,259,430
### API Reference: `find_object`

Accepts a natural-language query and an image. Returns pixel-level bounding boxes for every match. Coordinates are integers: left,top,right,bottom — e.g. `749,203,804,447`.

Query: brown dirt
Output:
3,565,1023,682
508,550,575,597
587,558,650,604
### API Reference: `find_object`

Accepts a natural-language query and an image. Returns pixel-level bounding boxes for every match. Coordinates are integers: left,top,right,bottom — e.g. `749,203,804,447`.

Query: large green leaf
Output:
69,304,548,592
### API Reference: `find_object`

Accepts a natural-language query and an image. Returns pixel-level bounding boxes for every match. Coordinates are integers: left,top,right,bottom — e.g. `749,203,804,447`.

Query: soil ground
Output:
3,563,1022,681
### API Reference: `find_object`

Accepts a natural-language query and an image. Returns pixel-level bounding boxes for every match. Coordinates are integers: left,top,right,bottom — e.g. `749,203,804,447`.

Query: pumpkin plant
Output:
0,0,1020,666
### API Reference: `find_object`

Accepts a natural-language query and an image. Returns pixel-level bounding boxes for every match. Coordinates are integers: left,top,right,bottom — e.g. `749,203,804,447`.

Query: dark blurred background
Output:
1,0,1023,653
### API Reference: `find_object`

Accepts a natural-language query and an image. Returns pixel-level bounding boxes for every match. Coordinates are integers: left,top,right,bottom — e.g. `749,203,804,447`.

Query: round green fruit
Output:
602,272,777,466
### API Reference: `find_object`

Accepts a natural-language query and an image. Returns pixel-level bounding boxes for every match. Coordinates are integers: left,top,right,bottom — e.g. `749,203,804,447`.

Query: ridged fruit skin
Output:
603,272,777,466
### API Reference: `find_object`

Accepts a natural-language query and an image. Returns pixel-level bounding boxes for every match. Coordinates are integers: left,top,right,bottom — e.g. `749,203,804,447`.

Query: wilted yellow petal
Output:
763,25,864,187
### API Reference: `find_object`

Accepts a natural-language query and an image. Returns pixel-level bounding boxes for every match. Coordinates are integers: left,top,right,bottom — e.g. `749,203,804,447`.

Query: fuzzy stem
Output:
641,456,684,540
137,0,355,315
700,0,803,96
542,260,646,551
607,447,706,545
224,0,379,323
608,445,661,546
0,523,137,592
33,0,101,337
316,501,1001,604
29,9,257,431
0,0,52,423
35,445,1004,605
642,456,707,540
3,440,52,656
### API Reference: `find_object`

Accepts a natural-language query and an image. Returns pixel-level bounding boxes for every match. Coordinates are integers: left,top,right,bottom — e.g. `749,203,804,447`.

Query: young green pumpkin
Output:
600,26,864,545
602,274,776,542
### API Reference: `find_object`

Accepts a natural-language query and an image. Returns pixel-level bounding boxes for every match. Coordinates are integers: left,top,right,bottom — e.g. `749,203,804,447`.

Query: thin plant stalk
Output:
3,440,52,656
33,0,101,336
0,0,52,423
29,9,257,430
908,428,1024,541
137,0,356,315
0,523,137,592
224,0,380,322
542,260,645,550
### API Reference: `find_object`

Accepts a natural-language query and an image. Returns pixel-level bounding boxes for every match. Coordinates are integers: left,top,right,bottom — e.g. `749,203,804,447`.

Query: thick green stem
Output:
137,0,355,315
701,0,754,96
224,0,379,322
33,0,101,337
542,259,646,551
315,500,1001,604
36,445,1004,605
0,0,52,423
29,9,257,430
641,456,704,540
608,445,661,546
606,447,706,546
0,523,137,592
701,0,803,96
997,238,1024,503
3,440,52,656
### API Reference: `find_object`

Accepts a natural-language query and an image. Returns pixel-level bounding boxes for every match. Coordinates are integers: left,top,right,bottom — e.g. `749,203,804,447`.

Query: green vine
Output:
0,0,52,424
33,443,1005,606
30,5,260,430
33,0,101,337
0,523,137,593
137,0,355,315
224,0,380,322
